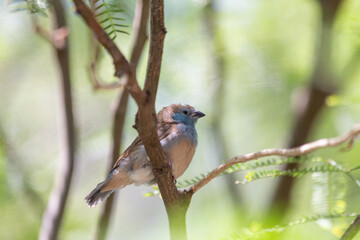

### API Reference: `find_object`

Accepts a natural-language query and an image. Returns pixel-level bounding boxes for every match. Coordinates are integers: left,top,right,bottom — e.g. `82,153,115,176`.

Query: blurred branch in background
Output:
87,0,123,91
202,0,243,209
0,126,44,214
31,16,52,45
93,0,149,239
39,0,76,239
341,214,360,240
267,0,343,224
88,39,123,90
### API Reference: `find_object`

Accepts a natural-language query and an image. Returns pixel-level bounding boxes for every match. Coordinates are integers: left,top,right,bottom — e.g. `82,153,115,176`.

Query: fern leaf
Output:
7,0,48,16
241,165,345,184
175,157,318,189
230,212,358,240
90,0,129,40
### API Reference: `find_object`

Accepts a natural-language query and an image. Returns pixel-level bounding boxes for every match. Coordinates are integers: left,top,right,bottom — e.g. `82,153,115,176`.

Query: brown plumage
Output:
85,104,205,207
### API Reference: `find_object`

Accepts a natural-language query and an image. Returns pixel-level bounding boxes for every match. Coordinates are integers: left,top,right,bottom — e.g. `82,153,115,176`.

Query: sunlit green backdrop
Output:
1,0,360,239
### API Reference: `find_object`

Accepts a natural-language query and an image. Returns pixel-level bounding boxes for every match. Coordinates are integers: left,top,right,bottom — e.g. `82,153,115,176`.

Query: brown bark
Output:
94,1,149,239
73,0,190,239
39,0,76,239
93,89,129,240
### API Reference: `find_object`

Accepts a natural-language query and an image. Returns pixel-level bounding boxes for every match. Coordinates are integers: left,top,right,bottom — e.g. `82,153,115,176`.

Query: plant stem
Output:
341,214,360,240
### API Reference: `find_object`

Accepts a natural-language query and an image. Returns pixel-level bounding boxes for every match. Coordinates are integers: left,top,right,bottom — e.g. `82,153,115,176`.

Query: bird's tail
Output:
85,181,114,208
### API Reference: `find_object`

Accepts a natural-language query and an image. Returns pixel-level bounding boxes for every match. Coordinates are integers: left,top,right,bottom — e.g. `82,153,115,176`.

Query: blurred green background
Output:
1,0,360,239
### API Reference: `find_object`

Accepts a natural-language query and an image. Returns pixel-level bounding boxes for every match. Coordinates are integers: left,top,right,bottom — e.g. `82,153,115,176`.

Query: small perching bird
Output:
85,104,205,207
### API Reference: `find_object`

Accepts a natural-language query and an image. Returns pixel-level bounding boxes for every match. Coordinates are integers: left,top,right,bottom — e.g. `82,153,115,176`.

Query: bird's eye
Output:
182,110,189,115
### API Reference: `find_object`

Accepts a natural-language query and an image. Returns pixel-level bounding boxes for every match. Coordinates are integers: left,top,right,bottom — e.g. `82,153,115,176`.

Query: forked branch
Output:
73,0,145,104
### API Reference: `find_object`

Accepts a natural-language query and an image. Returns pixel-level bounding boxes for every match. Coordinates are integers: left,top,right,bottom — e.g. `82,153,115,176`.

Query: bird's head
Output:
158,104,205,126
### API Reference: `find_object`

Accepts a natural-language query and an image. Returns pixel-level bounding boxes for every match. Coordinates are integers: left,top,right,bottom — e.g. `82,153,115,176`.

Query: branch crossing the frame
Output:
144,156,360,196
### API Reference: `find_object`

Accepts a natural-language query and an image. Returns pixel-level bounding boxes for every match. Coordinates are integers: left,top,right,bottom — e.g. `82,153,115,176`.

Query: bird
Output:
85,104,205,207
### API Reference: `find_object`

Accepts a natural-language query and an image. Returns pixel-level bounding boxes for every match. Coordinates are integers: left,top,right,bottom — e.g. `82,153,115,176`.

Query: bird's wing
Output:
112,136,142,169
111,122,176,170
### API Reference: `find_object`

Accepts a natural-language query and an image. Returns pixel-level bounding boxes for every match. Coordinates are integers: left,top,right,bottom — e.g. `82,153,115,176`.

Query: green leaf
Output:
91,0,129,40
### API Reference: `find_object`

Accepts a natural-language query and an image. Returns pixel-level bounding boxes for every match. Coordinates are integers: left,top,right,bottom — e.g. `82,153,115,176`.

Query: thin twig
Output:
32,15,69,50
89,62,124,90
73,0,145,104
88,26,123,90
32,16,52,45
0,126,45,214
189,125,360,194
202,0,243,207
341,214,360,240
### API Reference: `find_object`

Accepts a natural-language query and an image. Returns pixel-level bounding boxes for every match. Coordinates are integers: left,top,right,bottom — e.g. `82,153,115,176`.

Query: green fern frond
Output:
226,156,314,174
145,157,360,194
176,173,208,188
229,212,358,240
7,0,48,16
176,156,316,188
241,165,345,184
89,0,129,40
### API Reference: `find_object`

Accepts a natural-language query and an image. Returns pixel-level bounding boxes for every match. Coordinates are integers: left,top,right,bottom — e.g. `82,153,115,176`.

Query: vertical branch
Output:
202,0,243,209
142,0,166,103
93,89,128,240
39,1,76,240
136,1,191,239
266,0,342,224
93,0,150,239
73,0,190,239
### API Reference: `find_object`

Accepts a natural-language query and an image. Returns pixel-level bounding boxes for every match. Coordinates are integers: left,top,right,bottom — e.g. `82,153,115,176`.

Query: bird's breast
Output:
168,140,196,179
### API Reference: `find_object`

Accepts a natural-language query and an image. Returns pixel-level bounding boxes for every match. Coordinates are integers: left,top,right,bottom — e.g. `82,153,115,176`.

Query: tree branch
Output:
202,0,243,208
75,1,188,238
94,0,149,239
142,0,166,104
73,0,145,104
39,1,76,239
88,40,123,90
189,125,360,194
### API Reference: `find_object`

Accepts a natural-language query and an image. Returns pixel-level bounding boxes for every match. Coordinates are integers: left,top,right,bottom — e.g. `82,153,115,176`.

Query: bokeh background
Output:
1,0,360,239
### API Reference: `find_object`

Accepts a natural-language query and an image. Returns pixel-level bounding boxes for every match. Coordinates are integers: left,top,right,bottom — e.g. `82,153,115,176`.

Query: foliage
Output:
88,0,129,40
3,0,360,239
7,0,48,16
229,212,359,240
174,156,360,188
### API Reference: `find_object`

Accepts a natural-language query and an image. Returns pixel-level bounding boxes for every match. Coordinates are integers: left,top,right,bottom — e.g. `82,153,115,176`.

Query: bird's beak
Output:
192,111,205,119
